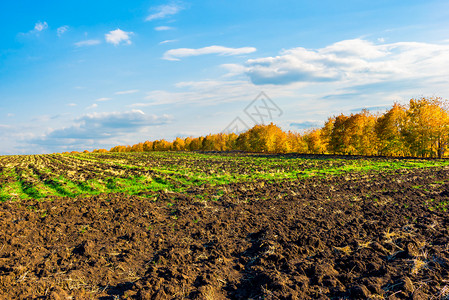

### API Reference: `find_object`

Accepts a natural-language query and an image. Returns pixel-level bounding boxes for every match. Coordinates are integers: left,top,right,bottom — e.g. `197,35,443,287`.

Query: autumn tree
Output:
184,137,193,150
131,143,144,152
172,137,186,151
320,117,335,154
93,149,108,153
143,141,153,152
241,123,289,153
201,135,216,151
99,96,449,158
153,139,171,151
344,110,378,155
375,103,407,156
402,97,449,157
328,114,350,154
303,129,325,154
235,131,251,152
110,145,126,152
187,137,204,151
225,133,238,151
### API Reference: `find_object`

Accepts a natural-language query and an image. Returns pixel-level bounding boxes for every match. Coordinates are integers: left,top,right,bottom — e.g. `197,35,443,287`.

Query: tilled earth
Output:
1,167,449,299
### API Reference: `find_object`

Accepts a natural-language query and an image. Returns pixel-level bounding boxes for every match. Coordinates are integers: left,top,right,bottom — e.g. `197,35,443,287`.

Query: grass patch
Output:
3,152,449,200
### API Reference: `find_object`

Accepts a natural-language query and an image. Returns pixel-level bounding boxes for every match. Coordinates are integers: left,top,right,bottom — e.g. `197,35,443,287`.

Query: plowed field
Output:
1,152,449,299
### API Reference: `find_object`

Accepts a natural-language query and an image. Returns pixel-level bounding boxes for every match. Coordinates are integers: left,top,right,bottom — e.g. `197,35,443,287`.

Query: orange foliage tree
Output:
96,96,449,158
375,103,407,156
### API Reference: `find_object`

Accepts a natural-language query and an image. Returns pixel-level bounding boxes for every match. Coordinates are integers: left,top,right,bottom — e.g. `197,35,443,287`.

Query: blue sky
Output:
1,0,449,154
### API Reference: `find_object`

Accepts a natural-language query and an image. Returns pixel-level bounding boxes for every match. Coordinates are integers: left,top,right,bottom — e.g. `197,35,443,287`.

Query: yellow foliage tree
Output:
99,96,449,158
375,103,407,156
303,129,325,154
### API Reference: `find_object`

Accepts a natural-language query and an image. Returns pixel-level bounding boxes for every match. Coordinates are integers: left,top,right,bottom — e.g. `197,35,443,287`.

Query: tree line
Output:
81,97,449,158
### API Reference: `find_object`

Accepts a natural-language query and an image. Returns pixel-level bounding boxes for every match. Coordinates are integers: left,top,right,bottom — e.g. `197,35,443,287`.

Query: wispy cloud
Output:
159,39,177,45
75,39,101,47
290,120,323,130
105,29,133,46
34,21,48,32
155,26,175,31
146,3,184,21
68,103,77,107
115,89,139,95
57,25,69,37
163,45,257,61
130,80,293,107
21,21,48,36
95,97,112,102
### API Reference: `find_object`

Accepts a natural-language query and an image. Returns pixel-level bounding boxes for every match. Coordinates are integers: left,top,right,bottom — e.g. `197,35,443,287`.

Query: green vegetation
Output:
1,151,449,201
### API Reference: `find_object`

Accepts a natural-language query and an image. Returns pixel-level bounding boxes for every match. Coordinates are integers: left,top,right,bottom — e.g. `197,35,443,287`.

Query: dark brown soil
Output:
1,167,449,299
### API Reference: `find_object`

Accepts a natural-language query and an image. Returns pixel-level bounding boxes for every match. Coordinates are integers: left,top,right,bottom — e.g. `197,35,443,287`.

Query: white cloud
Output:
57,26,69,36
34,21,48,32
221,63,248,77
115,89,139,95
87,103,98,110
159,39,177,45
21,21,48,36
38,110,171,140
95,97,112,102
155,26,175,31
75,39,101,47
146,3,184,21
235,38,449,86
68,103,77,107
7,113,15,117
0,124,11,129
105,29,133,46
163,45,257,61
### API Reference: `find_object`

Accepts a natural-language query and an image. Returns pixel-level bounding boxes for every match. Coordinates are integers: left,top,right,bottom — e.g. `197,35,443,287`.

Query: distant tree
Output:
172,137,186,151
213,133,228,151
225,133,238,151
274,128,290,153
235,131,250,152
344,110,378,155
240,123,289,153
110,145,128,152
153,139,171,151
375,103,407,156
184,137,193,150
86,96,449,158
303,129,324,154
321,117,335,153
143,141,153,152
329,114,350,154
92,149,104,153
188,137,204,151
402,97,449,157
131,143,144,152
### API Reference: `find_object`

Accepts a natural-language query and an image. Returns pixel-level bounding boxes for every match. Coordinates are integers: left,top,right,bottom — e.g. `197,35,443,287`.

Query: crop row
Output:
1,152,449,201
